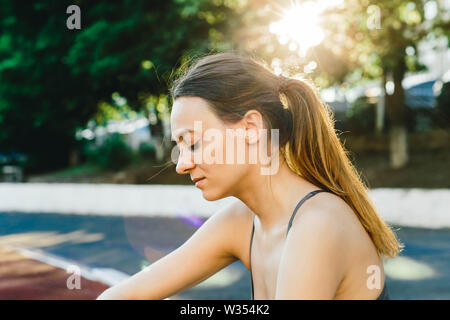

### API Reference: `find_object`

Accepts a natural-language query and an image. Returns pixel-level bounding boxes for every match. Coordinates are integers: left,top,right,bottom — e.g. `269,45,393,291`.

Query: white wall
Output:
0,183,449,229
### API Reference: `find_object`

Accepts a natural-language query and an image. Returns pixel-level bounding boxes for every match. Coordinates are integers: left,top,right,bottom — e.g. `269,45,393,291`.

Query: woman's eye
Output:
189,142,199,151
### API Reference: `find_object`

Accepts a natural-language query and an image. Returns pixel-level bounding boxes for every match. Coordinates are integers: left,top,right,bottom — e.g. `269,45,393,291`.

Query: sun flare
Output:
269,0,343,57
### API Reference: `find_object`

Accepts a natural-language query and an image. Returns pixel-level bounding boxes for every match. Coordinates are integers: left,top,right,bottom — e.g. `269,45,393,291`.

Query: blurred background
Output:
0,0,449,299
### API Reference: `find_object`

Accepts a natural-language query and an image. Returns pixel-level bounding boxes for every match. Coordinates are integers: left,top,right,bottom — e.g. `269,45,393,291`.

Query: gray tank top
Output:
249,189,390,300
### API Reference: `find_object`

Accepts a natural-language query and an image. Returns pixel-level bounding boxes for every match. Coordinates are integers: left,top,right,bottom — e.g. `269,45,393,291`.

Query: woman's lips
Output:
195,177,206,187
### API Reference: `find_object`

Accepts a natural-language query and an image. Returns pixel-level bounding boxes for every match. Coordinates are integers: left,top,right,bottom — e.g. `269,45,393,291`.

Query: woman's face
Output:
171,96,257,201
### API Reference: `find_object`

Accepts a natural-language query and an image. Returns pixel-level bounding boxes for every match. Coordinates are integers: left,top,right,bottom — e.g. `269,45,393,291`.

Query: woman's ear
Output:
242,109,265,145
246,128,259,144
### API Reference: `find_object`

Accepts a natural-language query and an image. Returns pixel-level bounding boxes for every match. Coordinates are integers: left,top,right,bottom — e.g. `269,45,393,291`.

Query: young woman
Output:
97,52,402,300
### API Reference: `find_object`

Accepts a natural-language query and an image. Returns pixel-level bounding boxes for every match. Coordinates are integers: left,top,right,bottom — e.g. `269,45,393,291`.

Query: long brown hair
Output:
170,52,403,258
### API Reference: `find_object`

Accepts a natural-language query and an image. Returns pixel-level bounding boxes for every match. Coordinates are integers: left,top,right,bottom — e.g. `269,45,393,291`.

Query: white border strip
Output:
370,188,450,229
0,183,234,217
0,183,449,228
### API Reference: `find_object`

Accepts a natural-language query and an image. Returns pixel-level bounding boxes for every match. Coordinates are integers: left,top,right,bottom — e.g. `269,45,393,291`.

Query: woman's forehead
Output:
172,96,211,116
171,96,220,140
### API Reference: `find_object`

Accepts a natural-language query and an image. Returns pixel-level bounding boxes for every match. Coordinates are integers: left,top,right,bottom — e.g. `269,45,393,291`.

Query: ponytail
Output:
280,77,403,258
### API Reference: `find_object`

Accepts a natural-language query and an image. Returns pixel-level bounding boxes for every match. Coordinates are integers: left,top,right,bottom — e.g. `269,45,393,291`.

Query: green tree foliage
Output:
435,81,450,128
3,0,446,171
235,0,448,168
83,133,135,170
0,0,239,171
320,0,448,167
0,1,95,170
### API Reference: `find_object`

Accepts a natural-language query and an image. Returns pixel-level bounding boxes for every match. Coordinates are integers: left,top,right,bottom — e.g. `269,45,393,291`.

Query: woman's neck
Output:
234,157,321,236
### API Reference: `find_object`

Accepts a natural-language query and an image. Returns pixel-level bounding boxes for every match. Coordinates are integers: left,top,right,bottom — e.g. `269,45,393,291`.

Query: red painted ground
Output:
0,246,109,300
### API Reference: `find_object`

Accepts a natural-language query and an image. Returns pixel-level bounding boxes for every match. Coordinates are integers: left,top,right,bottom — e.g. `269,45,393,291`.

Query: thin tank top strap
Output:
376,281,390,300
286,189,329,237
249,214,255,299
250,215,255,255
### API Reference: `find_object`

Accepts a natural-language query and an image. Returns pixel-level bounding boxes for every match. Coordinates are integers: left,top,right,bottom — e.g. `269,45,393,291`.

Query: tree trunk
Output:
375,75,386,135
152,136,164,163
389,125,408,168
386,60,409,169
68,148,79,167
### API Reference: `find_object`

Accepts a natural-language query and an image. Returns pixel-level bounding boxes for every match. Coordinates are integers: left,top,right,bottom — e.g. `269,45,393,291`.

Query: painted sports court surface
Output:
0,212,448,300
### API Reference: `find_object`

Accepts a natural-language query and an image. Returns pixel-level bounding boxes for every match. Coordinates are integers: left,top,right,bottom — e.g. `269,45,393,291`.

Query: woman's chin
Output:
201,189,225,202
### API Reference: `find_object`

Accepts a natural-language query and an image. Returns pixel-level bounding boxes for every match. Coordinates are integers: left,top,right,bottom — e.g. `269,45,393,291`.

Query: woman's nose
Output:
175,149,195,174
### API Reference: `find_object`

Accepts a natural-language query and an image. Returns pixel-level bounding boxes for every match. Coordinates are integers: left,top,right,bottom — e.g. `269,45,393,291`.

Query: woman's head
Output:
169,52,403,258
170,95,261,201
170,53,293,201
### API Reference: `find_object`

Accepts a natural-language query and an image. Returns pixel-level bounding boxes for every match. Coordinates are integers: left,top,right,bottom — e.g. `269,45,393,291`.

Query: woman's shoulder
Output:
275,192,359,298
289,192,352,241
295,191,387,299
288,191,370,260
298,191,362,229
293,191,353,225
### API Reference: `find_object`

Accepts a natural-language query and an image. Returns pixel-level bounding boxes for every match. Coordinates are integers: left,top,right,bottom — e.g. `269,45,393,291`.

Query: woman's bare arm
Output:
97,200,247,300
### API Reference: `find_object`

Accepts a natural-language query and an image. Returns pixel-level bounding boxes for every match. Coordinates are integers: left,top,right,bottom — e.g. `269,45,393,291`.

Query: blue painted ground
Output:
0,212,448,299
